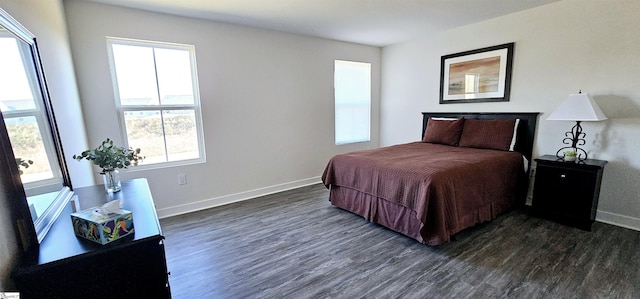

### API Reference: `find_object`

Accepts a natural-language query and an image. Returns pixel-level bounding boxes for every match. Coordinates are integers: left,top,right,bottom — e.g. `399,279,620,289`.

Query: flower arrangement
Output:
563,150,578,162
73,138,144,174
564,150,577,158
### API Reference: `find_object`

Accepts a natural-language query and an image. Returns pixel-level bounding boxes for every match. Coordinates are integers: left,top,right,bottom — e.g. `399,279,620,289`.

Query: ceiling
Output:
82,0,559,47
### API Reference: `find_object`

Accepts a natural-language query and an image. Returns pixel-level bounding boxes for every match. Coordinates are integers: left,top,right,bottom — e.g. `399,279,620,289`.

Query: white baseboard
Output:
522,206,640,232
156,177,322,219
157,176,640,233
596,210,640,231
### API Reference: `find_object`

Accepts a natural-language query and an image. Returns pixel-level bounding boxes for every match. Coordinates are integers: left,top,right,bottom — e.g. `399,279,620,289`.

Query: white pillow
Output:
430,117,459,121
509,118,520,151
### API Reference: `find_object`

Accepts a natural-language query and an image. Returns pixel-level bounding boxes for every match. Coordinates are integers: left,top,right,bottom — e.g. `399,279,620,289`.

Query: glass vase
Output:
102,169,122,193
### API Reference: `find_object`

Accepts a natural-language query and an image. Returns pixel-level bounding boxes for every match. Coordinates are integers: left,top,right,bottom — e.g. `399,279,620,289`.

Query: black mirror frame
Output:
0,7,73,247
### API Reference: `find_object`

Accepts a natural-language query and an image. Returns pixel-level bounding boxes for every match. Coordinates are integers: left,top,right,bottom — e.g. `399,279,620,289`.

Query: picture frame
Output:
439,42,514,104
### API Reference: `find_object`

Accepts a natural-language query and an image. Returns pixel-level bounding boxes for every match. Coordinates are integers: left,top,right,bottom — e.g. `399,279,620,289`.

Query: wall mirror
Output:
0,7,73,244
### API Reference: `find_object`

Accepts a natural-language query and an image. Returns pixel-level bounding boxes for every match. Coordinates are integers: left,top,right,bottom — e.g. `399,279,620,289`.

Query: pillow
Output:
423,117,465,146
459,118,517,151
509,118,520,151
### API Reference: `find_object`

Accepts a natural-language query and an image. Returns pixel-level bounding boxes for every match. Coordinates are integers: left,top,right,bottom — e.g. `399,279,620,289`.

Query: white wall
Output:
0,0,92,290
62,0,381,217
381,0,640,230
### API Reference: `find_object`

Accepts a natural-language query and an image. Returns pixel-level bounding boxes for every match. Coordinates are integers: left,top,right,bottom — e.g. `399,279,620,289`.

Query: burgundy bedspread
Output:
321,142,524,245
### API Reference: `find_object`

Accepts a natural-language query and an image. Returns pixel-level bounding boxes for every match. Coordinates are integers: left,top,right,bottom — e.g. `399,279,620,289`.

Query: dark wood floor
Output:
160,184,640,298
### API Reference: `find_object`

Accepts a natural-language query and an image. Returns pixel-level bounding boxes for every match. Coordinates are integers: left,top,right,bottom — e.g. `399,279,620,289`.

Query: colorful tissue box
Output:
71,207,134,245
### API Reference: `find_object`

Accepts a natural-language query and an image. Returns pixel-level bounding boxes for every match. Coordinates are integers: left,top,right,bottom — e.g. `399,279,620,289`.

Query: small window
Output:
107,37,205,167
334,60,371,145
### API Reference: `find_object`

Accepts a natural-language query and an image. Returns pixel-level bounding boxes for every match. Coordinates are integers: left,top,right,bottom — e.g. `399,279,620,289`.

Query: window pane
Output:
335,105,370,144
163,110,199,161
109,38,204,167
334,60,371,145
5,116,54,182
0,37,36,112
112,44,160,106
124,110,167,164
155,48,194,105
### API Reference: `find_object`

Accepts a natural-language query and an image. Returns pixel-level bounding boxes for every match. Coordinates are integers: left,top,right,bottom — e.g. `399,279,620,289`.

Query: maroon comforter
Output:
322,142,524,245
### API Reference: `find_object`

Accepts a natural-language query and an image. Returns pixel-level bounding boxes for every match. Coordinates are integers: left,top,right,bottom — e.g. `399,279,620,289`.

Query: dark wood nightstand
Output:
531,155,607,231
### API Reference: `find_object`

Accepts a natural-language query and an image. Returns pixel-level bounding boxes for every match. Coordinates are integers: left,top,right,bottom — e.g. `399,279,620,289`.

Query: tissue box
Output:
71,207,134,245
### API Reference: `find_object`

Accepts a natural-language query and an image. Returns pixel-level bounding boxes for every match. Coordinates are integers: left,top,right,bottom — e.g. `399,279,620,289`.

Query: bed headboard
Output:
421,112,540,163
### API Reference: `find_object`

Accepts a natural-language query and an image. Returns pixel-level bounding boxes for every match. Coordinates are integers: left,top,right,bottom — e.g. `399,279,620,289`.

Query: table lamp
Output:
547,91,607,161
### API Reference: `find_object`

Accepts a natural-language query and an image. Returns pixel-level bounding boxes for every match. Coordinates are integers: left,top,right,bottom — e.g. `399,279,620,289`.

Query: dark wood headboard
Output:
421,112,540,165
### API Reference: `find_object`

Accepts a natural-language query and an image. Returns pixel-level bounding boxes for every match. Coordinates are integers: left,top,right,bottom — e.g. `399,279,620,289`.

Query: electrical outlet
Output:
178,174,187,185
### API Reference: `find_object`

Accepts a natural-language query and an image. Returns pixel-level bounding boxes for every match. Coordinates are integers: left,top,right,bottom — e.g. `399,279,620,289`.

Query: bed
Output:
322,112,539,246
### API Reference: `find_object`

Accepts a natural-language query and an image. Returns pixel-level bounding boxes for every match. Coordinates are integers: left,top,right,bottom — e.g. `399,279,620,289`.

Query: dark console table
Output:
13,178,171,298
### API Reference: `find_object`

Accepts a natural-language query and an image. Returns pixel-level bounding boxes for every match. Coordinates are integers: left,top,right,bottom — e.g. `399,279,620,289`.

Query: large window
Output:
107,38,205,166
334,60,371,145
0,34,62,195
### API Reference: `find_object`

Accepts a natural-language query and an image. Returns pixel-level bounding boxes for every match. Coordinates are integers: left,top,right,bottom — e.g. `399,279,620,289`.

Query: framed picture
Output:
439,42,514,104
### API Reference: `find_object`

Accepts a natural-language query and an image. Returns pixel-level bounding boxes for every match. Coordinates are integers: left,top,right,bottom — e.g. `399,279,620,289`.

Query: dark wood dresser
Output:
531,155,607,231
13,178,171,298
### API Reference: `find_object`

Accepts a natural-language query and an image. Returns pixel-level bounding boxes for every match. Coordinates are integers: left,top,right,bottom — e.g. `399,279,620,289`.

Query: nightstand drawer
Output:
533,165,596,216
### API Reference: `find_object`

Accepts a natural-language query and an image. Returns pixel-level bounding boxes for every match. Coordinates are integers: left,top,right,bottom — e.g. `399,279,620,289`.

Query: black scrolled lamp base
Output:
555,120,588,162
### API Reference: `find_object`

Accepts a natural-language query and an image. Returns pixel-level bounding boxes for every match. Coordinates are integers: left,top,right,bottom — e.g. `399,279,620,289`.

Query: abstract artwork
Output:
440,43,514,104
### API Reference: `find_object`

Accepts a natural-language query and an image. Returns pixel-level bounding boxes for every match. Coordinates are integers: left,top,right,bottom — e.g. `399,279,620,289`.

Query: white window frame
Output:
106,37,206,169
334,60,371,145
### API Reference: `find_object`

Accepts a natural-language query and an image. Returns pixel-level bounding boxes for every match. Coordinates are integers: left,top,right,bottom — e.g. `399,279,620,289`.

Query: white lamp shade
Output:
547,93,608,121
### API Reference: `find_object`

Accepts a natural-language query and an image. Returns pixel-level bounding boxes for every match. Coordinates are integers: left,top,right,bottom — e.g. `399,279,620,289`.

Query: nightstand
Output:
530,155,607,231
